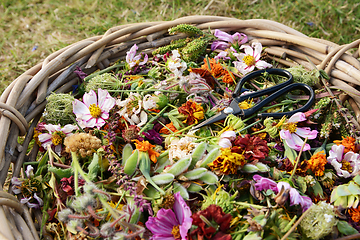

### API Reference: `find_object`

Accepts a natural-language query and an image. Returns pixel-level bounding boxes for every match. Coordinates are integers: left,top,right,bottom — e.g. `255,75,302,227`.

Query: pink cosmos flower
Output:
145,192,192,240
327,144,360,178
253,175,312,212
73,88,116,129
218,130,236,148
233,42,272,75
280,112,318,151
126,44,148,69
38,124,78,155
211,29,248,51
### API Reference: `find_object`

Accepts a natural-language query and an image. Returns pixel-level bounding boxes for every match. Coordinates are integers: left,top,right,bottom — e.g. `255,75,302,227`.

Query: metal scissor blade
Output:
192,111,228,130
192,100,243,130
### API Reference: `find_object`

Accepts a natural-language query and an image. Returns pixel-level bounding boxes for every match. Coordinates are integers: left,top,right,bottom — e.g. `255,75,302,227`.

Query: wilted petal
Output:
34,193,44,206
173,192,192,240
295,127,318,140
83,89,97,107
220,131,236,140
73,99,90,115
44,124,61,133
98,88,115,111
62,124,78,134
288,112,306,123
25,165,34,178
255,60,272,69
219,138,232,148
252,42,263,60
240,45,254,57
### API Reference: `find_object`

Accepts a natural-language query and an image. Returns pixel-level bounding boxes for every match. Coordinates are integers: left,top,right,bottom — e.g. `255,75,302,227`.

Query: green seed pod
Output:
189,142,207,169
173,182,189,200
165,157,191,176
151,173,175,185
168,24,203,36
85,73,122,92
122,144,133,165
199,171,218,185
181,168,208,180
123,149,139,176
199,148,220,168
187,183,203,193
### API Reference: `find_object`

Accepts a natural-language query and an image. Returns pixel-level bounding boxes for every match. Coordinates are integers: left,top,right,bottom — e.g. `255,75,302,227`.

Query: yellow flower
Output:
208,148,246,174
238,99,254,110
307,150,327,176
178,100,205,125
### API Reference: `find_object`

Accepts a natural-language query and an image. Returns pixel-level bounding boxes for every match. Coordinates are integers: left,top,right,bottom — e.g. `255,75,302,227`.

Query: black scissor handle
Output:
233,68,293,101
241,82,315,118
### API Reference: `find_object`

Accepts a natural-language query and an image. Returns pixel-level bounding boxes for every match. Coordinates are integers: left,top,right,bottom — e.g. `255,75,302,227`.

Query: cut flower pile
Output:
16,24,360,239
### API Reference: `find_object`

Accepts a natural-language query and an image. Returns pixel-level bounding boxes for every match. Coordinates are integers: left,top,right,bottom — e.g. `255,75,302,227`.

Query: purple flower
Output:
327,144,360,178
146,192,192,240
211,29,248,51
280,112,318,151
20,193,43,209
277,182,312,212
126,44,148,69
143,129,163,145
253,174,278,193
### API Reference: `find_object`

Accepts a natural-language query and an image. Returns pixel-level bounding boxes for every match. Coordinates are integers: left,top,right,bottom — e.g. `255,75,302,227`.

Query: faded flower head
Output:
166,49,187,78
126,44,148,69
327,144,360,178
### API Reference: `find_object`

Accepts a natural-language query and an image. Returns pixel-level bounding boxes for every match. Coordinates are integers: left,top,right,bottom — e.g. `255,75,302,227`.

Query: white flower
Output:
73,88,115,129
167,50,187,77
233,42,272,75
38,123,78,155
116,93,148,127
168,136,199,163
327,144,360,178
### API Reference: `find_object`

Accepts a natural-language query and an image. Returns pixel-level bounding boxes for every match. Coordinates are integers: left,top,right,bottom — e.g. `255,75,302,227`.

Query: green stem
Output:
84,63,125,81
138,105,169,134
237,119,262,133
108,89,183,93
289,137,308,181
232,201,264,210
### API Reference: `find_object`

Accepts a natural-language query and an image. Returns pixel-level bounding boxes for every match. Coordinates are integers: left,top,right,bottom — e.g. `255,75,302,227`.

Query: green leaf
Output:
35,151,49,176
337,220,358,236
48,166,73,179
87,153,100,181
319,69,330,80
283,140,297,164
311,180,324,197
123,149,139,176
354,175,360,186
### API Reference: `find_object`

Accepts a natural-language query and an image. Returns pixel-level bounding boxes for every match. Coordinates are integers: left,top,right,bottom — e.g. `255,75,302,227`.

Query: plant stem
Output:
280,205,313,240
232,201,264,209
289,137,308,181
138,105,169,134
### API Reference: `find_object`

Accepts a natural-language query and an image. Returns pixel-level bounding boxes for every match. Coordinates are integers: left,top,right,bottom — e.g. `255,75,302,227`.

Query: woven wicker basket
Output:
1,15,360,239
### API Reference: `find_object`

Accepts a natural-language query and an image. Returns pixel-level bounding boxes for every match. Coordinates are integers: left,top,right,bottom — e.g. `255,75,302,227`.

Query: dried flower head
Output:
64,132,102,157
44,93,76,125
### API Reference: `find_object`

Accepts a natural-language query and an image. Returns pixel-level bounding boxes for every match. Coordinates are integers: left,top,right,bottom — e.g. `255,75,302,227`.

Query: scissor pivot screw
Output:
223,107,234,114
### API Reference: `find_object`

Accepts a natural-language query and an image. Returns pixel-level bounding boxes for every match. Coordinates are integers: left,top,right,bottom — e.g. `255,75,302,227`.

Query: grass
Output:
0,0,359,94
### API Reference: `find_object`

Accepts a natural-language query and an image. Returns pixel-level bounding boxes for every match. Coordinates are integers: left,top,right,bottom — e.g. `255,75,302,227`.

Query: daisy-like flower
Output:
145,192,192,240
279,112,318,151
38,123,78,155
208,148,246,175
233,42,272,75
211,29,248,51
126,44,148,69
116,93,155,127
73,88,116,129
166,50,187,78
327,144,360,178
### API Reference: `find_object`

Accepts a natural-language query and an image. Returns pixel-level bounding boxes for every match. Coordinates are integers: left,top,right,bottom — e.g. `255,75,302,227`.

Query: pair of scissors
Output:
193,68,315,129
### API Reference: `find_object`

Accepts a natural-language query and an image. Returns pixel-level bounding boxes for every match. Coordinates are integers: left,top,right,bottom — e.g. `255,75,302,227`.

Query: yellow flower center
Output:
89,103,102,118
283,122,298,133
341,160,353,173
243,55,256,66
171,225,181,239
51,131,66,145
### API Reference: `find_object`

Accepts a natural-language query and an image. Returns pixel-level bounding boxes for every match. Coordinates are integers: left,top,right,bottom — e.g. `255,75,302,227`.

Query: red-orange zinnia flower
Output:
178,100,204,125
134,139,159,163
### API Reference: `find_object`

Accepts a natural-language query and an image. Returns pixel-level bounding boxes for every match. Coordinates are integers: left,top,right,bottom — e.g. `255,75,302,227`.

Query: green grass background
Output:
1,0,359,93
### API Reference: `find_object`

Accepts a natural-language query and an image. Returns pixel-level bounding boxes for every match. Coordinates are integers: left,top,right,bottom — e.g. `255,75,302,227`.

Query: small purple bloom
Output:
126,44,148,69
146,192,192,240
211,29,248,51
277,182,312,212
253,174,278,193
143,129,163,145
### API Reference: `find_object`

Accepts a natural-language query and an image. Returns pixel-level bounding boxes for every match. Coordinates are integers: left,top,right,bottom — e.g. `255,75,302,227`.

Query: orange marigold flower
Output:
159,122,178,134
201,58,226,78
178,100,204,125
208,148,246,175
134,139,159,163
222,71,235,84
334,136,357,153
349,206,360,223
307,150,327,176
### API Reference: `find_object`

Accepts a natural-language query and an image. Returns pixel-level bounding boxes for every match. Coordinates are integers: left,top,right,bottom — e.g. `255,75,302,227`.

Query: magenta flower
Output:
280,112,318,151
233,42,272,75
211,29,248,51
126,44,148,69
327,144,360,178
38,124,78,155
73,88,115,129
146,192,192,240
277,182,313,212
253,174,278,193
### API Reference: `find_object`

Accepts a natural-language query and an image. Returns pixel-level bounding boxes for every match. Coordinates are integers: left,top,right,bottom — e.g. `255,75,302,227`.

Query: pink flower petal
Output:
280,130,302,151
255,60,272,69
214,29,233,42
288,112,306,123
83,90,97,107
62,124,78,134
295,127,318,140
73,99,90,115
291,133,311,151
252,42,262,60
240,45,254,57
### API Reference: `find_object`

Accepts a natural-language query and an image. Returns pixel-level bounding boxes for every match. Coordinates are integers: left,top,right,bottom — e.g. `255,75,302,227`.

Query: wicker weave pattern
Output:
1,15,360,239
